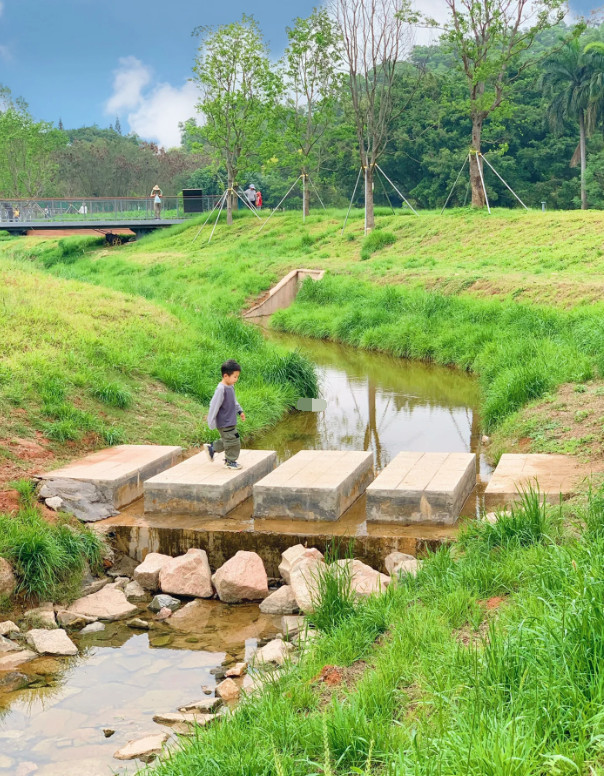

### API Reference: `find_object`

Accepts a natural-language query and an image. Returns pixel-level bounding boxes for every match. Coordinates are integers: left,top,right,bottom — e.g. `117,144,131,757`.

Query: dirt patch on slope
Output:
491,381,604,470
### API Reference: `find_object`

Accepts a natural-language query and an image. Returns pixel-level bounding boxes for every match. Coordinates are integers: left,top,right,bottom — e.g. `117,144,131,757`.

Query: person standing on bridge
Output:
150,184,162,219
204,359,246,470
244,184,257,209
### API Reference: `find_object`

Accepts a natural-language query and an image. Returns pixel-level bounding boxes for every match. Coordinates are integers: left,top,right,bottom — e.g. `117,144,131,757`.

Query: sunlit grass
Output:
143,486,604,776
0,480,105,600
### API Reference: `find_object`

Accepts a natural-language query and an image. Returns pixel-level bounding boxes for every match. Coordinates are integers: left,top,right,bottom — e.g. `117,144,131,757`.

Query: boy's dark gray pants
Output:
213,426,240,461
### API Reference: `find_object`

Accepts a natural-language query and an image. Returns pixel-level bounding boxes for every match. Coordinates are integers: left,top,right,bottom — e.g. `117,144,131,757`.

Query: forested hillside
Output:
1,18,604,210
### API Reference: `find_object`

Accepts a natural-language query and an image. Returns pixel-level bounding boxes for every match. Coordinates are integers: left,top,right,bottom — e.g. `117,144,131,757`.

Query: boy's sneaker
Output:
225,459,242,470
204,443,215,462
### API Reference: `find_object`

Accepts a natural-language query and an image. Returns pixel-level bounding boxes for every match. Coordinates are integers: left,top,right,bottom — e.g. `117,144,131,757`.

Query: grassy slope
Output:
0,250,316,482
5,206,601,458
3,212,604,773
145,491,604,776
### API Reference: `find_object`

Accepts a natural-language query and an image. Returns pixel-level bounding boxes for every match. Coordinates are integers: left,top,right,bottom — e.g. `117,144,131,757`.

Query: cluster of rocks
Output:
0,544,423,765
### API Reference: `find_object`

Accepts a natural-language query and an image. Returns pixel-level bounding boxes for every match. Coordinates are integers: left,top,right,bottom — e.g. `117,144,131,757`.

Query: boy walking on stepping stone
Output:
204,360,246,469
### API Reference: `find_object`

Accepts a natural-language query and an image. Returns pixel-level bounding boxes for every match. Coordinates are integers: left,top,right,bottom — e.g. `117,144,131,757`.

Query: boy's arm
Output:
206,384,224,430
235,394,245,422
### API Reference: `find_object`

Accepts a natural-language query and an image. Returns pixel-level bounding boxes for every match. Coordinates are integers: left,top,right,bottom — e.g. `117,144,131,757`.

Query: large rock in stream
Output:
26,628,78,656
114,732,169,763
67,584,137,621
159,548,213,598
385,551,422,578
133,553,172,591
212,551,269,603
0,558,16,597
259,585,298,615
278,545,324,585
335,559,390,597
289,556,325,613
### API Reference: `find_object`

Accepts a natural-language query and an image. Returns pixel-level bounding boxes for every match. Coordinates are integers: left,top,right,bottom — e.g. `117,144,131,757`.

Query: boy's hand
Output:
240,412,246,422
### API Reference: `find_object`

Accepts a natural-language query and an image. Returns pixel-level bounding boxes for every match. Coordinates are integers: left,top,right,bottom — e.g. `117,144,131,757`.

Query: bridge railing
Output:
0,196,222,222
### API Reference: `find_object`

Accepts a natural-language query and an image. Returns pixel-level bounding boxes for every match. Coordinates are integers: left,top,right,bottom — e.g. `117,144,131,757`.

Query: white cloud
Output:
105,56,198,148
106,56,152,115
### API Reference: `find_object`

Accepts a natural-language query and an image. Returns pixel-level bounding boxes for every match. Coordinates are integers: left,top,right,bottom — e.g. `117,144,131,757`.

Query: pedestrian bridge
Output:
0,195,221,239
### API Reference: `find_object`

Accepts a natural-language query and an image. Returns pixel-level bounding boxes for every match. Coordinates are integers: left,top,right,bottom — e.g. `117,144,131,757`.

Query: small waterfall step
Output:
366,452,476,525
253,450,374,522
37,445,182,509
485,453,585,508
144,449,277,516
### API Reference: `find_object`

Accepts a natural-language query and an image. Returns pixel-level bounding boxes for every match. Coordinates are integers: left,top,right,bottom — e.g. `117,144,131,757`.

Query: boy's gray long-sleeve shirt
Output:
207,383,242,430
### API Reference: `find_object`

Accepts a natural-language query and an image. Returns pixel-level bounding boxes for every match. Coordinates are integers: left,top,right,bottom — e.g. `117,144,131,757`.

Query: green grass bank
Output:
142,488,604,776
3,207,604,459
1,480,105,602
0,251,316,476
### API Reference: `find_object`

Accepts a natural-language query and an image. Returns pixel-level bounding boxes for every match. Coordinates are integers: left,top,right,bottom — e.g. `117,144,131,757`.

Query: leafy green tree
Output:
0,86,66,198
541,38,604,209
435,0,569,208
192,15,281,224
282,9,343,216
57,132,203,196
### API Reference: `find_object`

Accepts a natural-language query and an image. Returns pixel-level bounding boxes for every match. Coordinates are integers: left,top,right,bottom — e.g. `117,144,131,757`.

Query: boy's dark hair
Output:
221,359,241,376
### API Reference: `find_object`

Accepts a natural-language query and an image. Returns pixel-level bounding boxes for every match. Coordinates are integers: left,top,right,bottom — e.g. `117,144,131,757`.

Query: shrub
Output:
360,230,396,260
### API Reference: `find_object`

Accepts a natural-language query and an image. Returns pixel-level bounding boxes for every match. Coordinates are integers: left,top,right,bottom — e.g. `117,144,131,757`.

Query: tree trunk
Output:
302,173,310,218
579,110,587,211
469,119,486,208
226,171,234,225
364,166,375,233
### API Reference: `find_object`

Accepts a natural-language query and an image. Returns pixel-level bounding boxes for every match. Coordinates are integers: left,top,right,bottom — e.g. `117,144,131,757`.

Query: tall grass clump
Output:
92,380,133,409
460,485,556,551
360,229,396,260
39,235,105,268
308,545,357,634
0,480,105,599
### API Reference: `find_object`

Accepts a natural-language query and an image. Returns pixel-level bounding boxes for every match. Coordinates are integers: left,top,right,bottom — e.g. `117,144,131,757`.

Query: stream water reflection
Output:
255,332,492,497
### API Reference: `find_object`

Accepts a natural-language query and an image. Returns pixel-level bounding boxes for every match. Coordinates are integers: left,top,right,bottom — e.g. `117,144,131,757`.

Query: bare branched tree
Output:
331,0,415,231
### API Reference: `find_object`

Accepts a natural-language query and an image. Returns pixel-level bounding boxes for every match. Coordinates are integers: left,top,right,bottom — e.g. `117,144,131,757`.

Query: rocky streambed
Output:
0,544,418,775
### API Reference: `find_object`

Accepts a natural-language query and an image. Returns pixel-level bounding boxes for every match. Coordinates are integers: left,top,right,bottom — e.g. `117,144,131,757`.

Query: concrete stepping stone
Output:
38,444,182,509
144,449,277,516
485,453,585,507
253,450,374,521
366,452,476,525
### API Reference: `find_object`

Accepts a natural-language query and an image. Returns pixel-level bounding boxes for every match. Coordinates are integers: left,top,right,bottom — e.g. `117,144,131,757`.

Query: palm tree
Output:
540,39,604,210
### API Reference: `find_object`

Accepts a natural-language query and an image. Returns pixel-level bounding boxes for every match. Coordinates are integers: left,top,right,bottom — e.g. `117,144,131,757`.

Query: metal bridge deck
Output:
1,219,185,236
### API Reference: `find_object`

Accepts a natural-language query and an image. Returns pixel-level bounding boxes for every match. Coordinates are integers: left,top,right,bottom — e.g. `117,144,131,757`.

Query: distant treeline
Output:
1,19,604,210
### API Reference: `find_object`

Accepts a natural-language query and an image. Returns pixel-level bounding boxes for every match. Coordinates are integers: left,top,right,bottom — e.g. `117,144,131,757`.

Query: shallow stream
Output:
0,333,490,775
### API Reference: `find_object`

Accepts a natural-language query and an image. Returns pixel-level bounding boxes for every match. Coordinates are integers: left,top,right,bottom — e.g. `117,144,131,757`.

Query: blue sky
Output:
0,0,318,145
0,0,598,147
